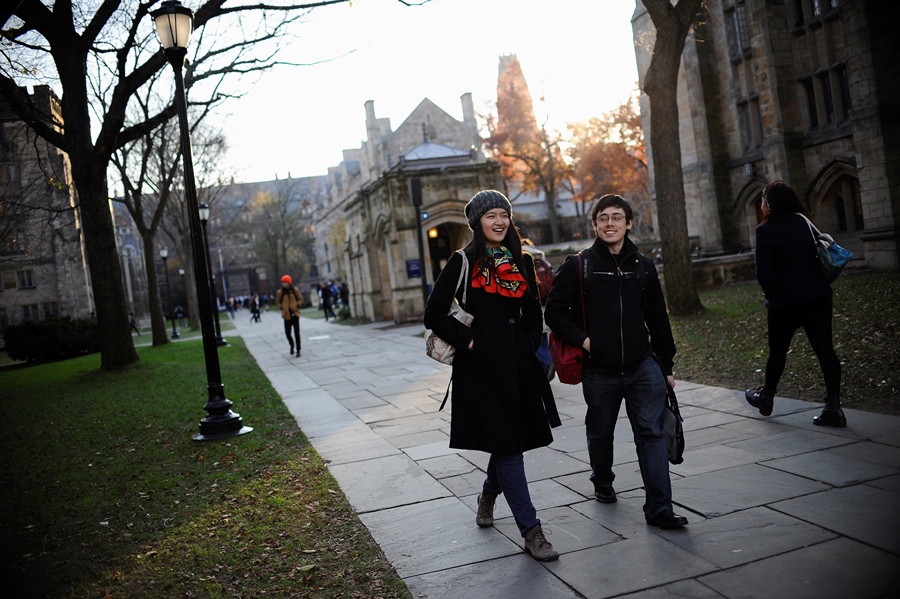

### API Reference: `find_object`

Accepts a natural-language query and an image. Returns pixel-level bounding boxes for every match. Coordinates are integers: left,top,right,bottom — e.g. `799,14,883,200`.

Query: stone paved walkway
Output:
229,310,900,599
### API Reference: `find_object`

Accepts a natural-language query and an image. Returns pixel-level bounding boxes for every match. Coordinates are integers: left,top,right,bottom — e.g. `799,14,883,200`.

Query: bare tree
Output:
568,93,652,239
640,0,706,315
0,0,423,369
246,178,315,283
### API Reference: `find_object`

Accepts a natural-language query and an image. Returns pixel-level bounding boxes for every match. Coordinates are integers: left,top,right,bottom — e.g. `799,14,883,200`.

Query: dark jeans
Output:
482,453,539,536
283,315,300,350
582,357,672,518
765,295,840,397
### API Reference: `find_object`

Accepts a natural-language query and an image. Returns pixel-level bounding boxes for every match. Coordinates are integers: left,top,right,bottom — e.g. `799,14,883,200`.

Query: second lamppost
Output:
160,246,180,339
152,0,249,441
199,203,226,347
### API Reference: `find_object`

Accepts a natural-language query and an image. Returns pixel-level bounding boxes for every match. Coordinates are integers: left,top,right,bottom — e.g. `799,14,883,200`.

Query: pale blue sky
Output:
221,0,641,182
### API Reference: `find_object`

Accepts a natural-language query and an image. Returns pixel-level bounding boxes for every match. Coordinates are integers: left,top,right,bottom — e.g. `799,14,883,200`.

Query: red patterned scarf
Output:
472,245,527,298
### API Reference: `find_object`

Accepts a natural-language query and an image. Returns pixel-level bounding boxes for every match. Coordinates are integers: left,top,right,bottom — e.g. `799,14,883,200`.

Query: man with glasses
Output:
545,194,687,529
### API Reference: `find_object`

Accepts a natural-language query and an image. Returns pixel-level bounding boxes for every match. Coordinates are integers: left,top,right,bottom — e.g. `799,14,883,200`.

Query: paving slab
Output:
358,496,520,578
698,537,900,599
671,463,830,517
404,553,582,599
570,496,659,540
494,505,621,554
417,453,478,479
762,448,898,487
616,579,727,599
866,473,900,494
770,484,900,554
724,428,855,459
544,535,719,599
328,453,452,513
669,444,761,477
524,446,592,480
656,506,837,568
826,439,900,468
385,429,449,450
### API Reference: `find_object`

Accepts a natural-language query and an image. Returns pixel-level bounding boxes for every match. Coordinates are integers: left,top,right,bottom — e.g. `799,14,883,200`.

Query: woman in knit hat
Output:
424,190,561,561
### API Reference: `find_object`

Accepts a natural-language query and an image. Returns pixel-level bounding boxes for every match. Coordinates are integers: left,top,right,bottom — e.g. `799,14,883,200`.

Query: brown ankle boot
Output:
475,493,497,527
523,524,559,561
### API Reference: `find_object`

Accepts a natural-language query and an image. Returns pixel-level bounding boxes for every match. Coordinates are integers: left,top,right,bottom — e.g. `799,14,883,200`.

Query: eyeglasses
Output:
595,214,626,224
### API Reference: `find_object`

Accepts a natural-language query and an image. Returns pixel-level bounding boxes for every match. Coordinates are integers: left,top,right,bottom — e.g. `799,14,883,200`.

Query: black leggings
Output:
284,316,300,350
765,295,841,397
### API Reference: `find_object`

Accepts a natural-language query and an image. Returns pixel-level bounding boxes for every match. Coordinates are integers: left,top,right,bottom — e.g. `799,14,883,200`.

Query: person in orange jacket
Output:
275,275,303,356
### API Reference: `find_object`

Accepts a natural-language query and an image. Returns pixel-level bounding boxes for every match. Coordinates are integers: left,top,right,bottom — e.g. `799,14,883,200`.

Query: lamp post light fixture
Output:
160,246,180,339
198,202,227,347
152,0,250,441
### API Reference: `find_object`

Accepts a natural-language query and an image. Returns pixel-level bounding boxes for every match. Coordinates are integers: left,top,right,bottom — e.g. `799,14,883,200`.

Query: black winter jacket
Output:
545,237,676,376
754,213,832,309
424,250,560,454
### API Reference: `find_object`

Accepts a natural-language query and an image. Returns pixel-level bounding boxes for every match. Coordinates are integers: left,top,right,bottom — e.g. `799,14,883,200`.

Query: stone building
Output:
314,95,502,323
202,176,327,301
632,0,899,270
0,85,93,337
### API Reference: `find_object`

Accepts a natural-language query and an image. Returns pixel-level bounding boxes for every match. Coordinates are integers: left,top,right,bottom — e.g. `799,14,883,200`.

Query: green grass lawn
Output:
671,270,900,415
0,339,411,599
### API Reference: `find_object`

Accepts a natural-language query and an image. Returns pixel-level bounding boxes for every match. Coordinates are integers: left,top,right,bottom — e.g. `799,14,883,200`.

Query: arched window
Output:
816,174,863,236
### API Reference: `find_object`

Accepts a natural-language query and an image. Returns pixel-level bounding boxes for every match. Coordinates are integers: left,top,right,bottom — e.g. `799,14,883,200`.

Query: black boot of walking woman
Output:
813,395,847,427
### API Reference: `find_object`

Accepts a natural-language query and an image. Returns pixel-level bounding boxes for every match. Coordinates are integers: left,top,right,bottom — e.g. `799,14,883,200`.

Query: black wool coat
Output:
755,214,832,309
424,250,561,455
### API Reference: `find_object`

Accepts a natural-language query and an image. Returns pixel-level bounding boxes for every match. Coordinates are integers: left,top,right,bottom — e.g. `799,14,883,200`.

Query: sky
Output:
220,0,641,183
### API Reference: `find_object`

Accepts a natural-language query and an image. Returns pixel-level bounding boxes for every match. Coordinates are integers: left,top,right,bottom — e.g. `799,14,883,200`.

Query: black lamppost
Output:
178,267,185,327
152,0,250,441
409,178,430,309
160,246,180,339
199,202,227,347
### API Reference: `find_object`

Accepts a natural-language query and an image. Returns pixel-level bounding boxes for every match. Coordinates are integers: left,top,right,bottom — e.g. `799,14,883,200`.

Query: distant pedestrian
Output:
174,305,185,328
249,295,261,323
745,181,846,427
129,312,141,336
276,275,303,356
227,297,236,319
424,189,561,561
340,281,349,311
320,282,336,321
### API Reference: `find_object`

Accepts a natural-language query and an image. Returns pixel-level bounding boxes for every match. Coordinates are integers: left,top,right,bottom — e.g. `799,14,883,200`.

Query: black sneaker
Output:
594,486,617,503
646,508,688,529
289,347,295,355
745,387,774,416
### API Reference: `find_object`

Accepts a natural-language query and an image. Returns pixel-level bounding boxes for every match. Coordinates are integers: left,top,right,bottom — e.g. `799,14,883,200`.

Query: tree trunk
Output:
141,234,170,345
73,162,140,368
642,0,705,316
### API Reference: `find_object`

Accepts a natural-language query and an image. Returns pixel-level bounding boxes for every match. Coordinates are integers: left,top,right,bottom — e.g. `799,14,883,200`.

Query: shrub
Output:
3,317,100,362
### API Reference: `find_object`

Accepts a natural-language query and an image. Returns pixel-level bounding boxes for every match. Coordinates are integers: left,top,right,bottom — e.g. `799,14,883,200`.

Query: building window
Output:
802,67,851,131
16,269,35,289
837,67,851,120
818,72,835,125
43,302,59,320
22,304,40,321
738,99,764,152
727,3,752,59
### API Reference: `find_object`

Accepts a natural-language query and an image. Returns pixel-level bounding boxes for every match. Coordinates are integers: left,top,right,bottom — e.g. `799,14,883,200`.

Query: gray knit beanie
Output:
464,190,512,230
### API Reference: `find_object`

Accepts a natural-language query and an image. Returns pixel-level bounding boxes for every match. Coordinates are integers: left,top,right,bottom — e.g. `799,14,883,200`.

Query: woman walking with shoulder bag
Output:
424,190,562,561
746,181,846,427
